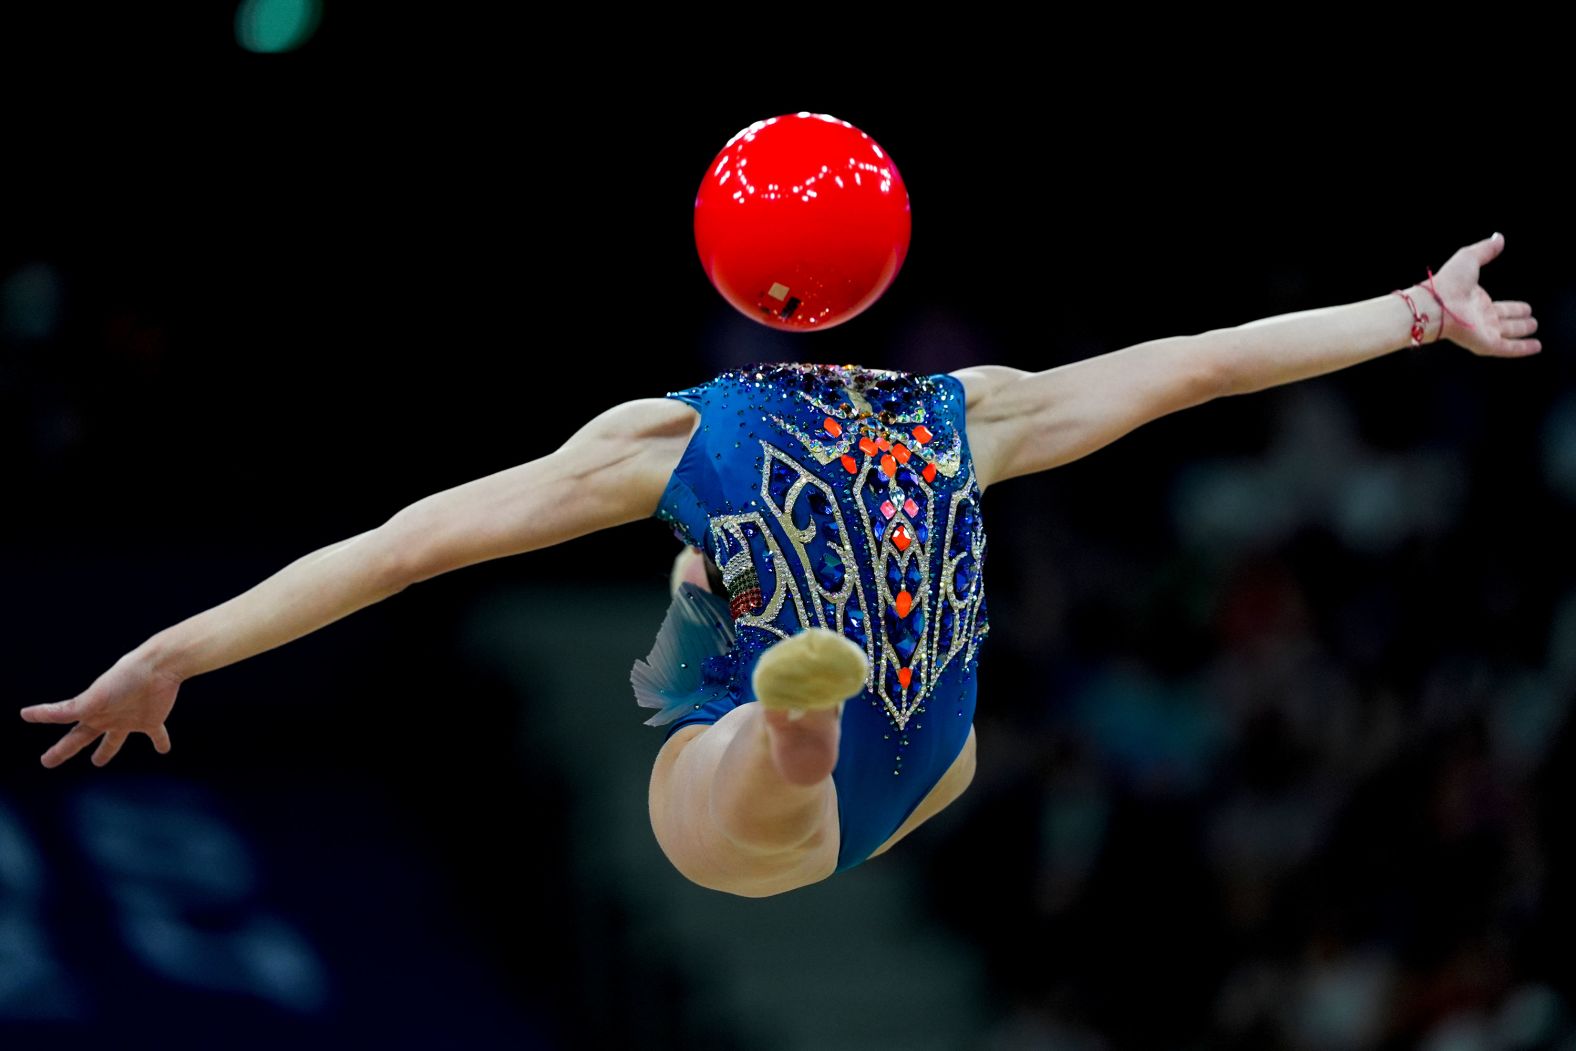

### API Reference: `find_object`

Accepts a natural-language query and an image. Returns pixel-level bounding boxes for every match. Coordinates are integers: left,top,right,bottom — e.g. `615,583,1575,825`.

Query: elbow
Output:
380,547,418,594
372,515,425,592
1191,332,1241,401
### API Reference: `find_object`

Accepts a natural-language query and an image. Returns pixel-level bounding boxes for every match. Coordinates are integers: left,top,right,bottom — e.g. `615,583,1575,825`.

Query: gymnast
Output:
20,233,1540,899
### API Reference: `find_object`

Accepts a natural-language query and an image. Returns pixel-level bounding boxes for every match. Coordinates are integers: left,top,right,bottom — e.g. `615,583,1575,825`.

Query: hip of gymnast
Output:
20,233,1541,899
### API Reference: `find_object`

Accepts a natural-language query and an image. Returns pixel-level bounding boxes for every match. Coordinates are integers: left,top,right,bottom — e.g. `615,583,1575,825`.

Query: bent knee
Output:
649,801,833,898
647,730,836,896
710,789,838,859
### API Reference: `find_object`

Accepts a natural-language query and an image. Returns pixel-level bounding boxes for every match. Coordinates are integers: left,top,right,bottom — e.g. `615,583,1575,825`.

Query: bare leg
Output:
647,628,868,897
669,544,711,594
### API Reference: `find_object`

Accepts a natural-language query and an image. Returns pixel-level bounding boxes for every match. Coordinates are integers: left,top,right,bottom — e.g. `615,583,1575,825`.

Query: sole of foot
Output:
751,627,870,716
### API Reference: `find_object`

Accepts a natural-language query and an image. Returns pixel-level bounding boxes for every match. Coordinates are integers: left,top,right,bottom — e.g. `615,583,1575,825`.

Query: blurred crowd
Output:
920,332,1576,1049
7,240,1573,1049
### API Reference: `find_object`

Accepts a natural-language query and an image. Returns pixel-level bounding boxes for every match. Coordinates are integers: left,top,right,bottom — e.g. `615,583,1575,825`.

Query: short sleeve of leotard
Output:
652,379,713,552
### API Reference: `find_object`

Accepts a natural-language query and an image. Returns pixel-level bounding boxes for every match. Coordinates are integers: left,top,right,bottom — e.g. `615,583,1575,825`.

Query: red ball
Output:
694,113,911,332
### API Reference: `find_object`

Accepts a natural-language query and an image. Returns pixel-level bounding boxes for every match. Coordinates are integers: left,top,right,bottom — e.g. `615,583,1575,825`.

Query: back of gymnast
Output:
20,233,1540,898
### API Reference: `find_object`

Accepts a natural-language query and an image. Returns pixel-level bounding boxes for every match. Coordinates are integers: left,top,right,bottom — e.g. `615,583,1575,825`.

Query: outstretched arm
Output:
19,396,699,767
959,232,1541,489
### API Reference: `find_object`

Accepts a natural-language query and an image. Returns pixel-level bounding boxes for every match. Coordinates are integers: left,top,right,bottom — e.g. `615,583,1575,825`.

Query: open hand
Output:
1427,232,1542,358
20,650,179,768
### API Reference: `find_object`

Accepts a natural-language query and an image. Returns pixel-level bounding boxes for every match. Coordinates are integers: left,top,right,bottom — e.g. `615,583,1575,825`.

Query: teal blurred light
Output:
235,0,321,53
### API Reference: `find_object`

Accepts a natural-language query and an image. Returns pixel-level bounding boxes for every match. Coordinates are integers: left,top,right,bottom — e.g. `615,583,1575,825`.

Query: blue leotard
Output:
636,362,990,872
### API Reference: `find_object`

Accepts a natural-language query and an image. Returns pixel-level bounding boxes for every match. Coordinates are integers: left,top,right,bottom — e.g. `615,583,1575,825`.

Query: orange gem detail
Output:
823,417,842,437
912,425,933,444
880,454,897,477
893,443,910,464
897,666,913,688
892,526,911,552
922,462,937,482
841,454,858,473
859,436,878,456
894,589,913,617
876,437,891,452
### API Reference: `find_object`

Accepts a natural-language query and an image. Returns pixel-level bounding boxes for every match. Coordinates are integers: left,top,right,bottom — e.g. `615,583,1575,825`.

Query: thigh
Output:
648,706,840,898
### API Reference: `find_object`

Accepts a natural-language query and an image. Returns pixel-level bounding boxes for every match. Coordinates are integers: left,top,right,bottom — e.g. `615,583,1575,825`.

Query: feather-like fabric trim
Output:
631,583,738,726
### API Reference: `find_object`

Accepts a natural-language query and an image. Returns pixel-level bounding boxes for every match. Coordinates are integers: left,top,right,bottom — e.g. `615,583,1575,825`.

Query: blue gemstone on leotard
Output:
816,549,845,592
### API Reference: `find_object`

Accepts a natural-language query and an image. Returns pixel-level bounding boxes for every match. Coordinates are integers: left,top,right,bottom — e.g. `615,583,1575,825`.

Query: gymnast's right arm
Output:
19,397,699,769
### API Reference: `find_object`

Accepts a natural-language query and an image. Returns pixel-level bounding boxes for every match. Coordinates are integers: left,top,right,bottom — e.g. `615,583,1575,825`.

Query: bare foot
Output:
752,628,869,785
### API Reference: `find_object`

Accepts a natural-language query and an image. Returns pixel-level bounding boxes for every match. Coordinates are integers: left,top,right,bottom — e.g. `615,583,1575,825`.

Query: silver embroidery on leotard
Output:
748,447,986,732
707,512,802,640
697,365,989,733
756,441,877,678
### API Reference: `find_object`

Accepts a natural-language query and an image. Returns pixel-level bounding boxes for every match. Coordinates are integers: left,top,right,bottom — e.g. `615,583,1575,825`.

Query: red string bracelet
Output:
1392,288,1431,347
1392,268,1477,346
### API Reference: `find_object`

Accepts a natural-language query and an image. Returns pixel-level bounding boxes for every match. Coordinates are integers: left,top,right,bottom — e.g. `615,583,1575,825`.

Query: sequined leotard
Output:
641,362,989,872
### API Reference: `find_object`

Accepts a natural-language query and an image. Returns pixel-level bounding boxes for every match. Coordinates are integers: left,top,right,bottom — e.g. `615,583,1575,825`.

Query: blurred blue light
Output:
235,0,322,53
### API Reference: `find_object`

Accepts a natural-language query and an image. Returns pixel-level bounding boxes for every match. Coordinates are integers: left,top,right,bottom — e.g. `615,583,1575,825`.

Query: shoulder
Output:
942,366,1032,493
946,365,1031,419
548,396,704,522
577,396,702,443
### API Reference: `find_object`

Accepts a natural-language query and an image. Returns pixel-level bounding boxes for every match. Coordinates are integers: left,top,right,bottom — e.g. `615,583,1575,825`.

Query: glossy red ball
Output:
694,113,911,332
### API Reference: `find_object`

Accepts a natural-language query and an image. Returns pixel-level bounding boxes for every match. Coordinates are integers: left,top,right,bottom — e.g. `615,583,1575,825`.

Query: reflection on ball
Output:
694,113,912,332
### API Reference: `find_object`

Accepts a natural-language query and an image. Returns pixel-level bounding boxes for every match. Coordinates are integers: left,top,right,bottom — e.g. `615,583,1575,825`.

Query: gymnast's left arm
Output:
958,231,1540,488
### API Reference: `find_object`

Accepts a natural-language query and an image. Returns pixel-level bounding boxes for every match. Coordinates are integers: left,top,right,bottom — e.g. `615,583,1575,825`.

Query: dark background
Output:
2,7,1571,1050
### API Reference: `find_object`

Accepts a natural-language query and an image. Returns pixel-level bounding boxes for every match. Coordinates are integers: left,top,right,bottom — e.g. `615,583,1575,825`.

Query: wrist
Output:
1392,285,1444,348
136,631,190,684
1417,267,1479,347
1410,284,1449,344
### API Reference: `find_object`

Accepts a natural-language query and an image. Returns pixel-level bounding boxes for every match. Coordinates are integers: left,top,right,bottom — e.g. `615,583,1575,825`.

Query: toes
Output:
754,629,866,709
